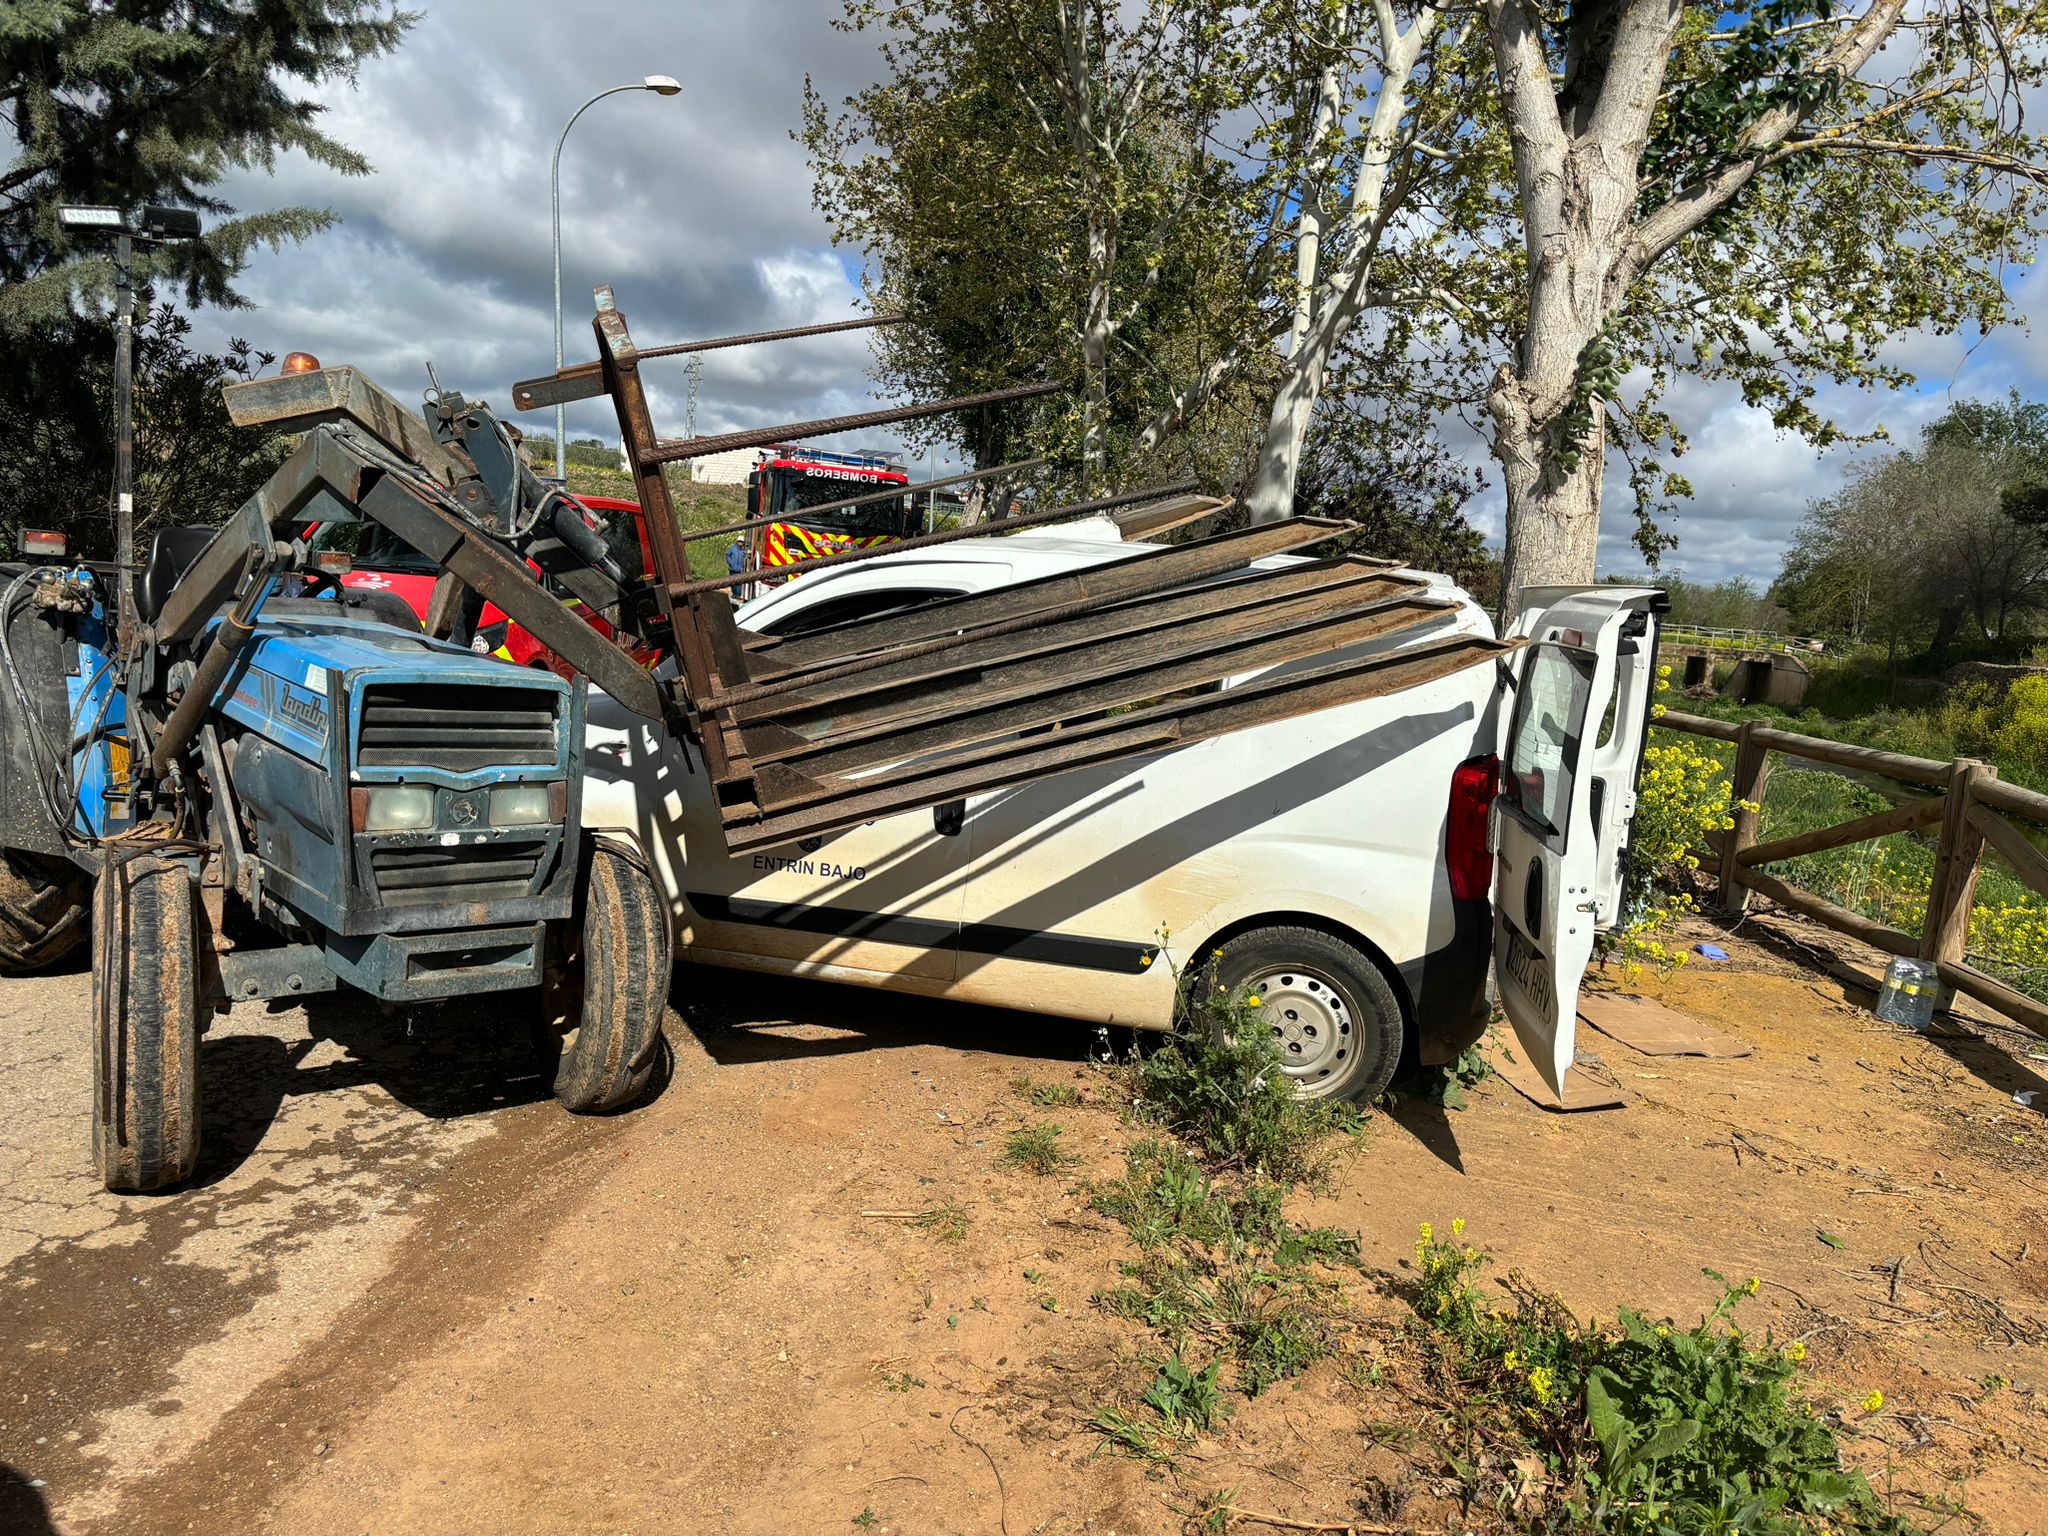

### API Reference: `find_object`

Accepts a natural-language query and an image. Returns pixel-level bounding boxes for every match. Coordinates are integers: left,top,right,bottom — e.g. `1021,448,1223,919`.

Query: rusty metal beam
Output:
726,561,1421,726
673,482,1206,602
742,590,1455,780
640,380,1065,467
719,632,1520,850
675,457,1052,548
512,312,910,411
745,517,1370,665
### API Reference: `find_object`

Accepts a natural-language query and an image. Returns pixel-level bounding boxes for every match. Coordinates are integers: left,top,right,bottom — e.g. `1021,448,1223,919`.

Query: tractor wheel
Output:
91,855,202,1192
0,846,90,973
551,835,670,1114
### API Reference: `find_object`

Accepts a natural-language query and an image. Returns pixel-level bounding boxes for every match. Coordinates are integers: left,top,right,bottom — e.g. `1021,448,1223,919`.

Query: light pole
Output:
56,203,202,649
551,75,681,482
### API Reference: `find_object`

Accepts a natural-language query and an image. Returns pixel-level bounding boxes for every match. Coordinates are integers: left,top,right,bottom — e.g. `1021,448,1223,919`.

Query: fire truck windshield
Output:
775,470,912,537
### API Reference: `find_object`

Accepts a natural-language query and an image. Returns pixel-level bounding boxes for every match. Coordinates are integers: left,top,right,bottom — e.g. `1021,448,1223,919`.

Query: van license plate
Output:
1505,927,1553,1015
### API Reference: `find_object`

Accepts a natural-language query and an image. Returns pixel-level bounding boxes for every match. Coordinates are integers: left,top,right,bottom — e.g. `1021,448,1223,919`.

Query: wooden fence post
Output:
1718,719,1770,915
1922,759,1993,990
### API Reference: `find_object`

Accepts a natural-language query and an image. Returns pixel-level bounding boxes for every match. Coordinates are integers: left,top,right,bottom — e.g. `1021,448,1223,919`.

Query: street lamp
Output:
56,203,203,647
550,75,682,481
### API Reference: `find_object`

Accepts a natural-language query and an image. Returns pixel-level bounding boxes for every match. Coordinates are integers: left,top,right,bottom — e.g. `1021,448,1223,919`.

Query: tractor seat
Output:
135,526,220,624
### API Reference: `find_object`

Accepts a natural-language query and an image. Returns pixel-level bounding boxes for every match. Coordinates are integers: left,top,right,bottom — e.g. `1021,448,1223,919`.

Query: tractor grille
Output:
370,841,547,906
356,684,560,772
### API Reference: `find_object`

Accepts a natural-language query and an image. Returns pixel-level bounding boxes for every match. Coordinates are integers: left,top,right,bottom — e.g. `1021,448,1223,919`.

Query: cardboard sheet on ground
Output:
1495,1046,1630,1112
1579,994,1753,1058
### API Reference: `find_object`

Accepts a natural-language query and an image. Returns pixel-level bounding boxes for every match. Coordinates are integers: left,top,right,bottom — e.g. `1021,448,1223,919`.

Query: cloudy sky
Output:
193,0,2047,589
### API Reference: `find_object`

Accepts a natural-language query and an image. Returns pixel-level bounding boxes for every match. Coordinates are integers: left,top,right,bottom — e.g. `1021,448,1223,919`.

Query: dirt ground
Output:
3,910,2046,1535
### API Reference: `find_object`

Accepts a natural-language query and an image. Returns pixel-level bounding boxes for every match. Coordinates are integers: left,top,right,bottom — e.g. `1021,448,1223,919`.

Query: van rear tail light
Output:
21,528,67,559
1446,753,1499,901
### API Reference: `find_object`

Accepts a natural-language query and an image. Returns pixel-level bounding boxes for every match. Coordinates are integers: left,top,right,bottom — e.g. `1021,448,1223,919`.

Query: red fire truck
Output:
745,444,914,578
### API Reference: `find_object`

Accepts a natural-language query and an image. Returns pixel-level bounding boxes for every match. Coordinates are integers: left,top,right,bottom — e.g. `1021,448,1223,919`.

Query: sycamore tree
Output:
1481,0,2048,600
804,0,1491,515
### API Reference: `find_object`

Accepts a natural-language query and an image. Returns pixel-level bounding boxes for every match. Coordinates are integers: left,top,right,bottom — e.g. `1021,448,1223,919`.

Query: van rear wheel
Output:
550,835,671,1113
1206,927,1403,1105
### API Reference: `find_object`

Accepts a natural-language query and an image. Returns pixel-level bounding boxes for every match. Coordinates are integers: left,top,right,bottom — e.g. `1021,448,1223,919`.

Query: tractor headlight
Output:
362,785,435,832
490,783,553,827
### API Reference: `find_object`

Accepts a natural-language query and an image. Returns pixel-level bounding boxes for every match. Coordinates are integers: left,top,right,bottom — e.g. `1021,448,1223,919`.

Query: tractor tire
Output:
0,846,90,973
552,835,670,1114
1205,926,1406,1105
91,854,202,1193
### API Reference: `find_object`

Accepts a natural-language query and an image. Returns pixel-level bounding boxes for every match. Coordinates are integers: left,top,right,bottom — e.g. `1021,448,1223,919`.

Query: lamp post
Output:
551,75,681,482
56,203,202,649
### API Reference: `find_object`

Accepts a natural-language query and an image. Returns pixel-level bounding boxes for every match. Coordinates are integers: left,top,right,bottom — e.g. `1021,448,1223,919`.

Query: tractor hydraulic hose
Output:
150,542,285,777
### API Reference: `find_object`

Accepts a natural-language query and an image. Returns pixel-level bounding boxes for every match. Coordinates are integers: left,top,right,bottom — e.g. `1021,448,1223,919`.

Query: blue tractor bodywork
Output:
208,612,584,1001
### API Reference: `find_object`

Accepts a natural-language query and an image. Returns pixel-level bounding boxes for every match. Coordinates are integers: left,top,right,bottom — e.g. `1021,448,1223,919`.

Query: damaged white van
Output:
581,521,1663,1105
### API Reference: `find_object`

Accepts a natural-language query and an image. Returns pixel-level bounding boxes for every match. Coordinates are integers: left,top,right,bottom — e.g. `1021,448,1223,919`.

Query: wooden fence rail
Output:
1659,710,2048,1040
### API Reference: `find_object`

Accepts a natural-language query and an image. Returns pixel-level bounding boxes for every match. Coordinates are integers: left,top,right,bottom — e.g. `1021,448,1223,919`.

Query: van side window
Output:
1500,644,1596,850
758,586,961,638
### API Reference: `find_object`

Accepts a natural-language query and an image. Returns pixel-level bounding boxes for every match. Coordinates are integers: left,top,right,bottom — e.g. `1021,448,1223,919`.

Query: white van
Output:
580,521,1663,1104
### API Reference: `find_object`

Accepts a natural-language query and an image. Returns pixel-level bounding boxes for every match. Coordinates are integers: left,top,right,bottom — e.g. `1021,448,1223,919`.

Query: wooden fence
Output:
1660,710,2048,1040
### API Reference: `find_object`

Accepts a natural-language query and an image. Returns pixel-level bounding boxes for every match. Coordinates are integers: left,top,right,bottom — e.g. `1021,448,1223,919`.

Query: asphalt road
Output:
0,956,570,1534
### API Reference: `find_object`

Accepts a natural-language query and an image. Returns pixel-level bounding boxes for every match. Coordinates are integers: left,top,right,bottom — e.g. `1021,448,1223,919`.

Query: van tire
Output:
1206,926,1403,1105
0,847,90,973
551,835,670,1113
92,855,203,1192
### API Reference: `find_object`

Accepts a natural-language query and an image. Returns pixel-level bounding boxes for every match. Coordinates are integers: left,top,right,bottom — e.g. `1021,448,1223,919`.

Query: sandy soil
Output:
4,912,2046,1536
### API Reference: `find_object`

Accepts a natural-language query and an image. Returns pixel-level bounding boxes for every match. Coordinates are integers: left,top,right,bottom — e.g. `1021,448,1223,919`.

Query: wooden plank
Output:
1728,865,1919,957
1719,720,1769,915
1749,725,1951,787
1739,795,1944,867
1659,711,1740,742
1965,802,2048,900
1934,960,2048,1040
1971,775,2048,828
1923,760,1991,969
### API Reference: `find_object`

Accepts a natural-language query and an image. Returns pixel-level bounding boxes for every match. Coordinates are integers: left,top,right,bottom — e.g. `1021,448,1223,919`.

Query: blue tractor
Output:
0,365,675,1192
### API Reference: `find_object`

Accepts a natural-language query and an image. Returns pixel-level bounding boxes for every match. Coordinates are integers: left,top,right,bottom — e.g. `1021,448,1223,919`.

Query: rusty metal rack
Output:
488,286,1519,851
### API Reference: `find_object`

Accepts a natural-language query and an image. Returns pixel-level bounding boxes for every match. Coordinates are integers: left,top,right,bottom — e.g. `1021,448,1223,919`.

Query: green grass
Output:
1651,718,2048,1002
908,1200,971,1242
1000,1123,1076,1176
1011,1073,1082,1107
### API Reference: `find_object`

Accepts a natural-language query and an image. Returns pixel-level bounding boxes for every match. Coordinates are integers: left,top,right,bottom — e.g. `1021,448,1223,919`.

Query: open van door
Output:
1492,587,1666,1095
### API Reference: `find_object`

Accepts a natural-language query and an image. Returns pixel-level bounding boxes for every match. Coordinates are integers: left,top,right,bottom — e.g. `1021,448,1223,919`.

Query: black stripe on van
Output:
685,892,1157,975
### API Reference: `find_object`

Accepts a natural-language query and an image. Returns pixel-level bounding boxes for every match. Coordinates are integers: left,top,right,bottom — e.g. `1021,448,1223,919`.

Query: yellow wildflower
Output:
1746,1276,1761,1295
1418,1221,1434,1244
1451,1217,1466,1238
1246,994,1262,1007
1784,1339,1806,1363
1861,1389,1884,1413
1528,1365,1555,1405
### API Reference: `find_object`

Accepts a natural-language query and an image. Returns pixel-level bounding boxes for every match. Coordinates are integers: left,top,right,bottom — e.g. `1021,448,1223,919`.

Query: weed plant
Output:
1000,1122,1075,1175
1086,977,1366,1459
1409,1224,1923,1535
